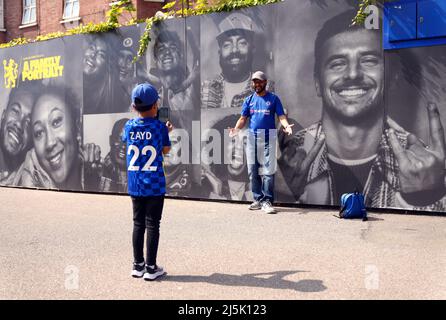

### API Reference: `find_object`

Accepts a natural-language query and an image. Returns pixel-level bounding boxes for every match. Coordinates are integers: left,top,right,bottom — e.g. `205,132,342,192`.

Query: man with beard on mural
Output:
0,82,36,182
278,10,446,210
202,12,273,109
95,118,129,193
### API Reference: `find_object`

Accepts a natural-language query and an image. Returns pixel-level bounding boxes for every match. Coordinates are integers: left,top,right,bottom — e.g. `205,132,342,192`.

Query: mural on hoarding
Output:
1,0,445,213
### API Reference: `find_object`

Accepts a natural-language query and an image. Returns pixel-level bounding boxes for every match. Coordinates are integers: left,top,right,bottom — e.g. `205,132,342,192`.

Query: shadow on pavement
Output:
163,270,327,292
365,216,384,221
275,208,312,214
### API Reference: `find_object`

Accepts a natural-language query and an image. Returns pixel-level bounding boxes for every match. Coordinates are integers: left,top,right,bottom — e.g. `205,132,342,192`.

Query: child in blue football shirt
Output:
123,83,173,281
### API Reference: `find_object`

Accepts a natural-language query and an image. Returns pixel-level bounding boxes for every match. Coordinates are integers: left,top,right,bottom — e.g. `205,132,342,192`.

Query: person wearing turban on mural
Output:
278,10,446,210
0,82,36,182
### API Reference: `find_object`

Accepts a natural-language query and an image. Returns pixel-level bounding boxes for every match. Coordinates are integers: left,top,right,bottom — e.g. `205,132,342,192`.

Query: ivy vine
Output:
134,0,282,62
0,0,379,61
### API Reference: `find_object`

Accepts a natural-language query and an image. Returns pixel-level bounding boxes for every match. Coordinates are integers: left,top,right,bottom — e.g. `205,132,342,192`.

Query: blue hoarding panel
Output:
387,1,417,42
418,0,446,39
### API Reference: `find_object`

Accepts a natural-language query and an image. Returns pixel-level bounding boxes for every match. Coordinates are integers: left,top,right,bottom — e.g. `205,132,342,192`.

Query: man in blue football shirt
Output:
229,71,293,213
123,83,173,281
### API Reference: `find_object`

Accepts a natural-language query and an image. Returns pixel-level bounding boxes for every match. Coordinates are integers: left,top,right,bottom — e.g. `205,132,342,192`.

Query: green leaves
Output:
135,0,282,61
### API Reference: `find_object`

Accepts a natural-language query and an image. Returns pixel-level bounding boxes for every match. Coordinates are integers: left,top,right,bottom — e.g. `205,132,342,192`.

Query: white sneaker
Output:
143,265,166,281
249,201,262,210
262,201,276,214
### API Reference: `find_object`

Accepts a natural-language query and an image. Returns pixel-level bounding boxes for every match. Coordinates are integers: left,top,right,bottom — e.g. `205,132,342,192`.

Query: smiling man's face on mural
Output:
154,39,182,73
0,90,34,159
315,29,384,122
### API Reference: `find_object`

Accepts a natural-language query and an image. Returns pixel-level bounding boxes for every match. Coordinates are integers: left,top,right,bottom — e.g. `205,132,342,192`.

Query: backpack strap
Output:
339,204,346,218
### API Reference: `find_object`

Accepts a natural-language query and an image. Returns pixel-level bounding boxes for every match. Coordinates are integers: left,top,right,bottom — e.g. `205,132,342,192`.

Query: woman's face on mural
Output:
32,94,77,185
83,38,107,78
1,91,33,157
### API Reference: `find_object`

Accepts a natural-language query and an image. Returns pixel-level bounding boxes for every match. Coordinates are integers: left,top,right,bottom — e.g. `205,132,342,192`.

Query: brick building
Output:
0,0,167,44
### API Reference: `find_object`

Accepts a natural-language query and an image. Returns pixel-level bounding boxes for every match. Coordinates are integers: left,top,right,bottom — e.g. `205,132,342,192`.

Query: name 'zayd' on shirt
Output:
130,131,153,140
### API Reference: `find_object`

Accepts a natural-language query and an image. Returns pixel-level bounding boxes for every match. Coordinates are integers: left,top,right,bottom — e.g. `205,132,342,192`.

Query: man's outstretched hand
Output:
228,127,239,138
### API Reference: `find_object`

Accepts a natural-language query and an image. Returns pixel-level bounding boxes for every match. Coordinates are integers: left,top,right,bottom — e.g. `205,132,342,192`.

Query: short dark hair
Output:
132,98,156,112
5,79,40,110
313,10,380,79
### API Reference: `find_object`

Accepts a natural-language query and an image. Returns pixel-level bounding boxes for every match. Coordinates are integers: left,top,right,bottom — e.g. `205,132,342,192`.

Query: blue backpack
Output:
339,191,368,221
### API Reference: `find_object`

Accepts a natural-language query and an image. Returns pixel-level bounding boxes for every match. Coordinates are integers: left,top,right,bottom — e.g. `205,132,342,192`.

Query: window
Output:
0,0,4,30
63,0,80,20
22,0,37,25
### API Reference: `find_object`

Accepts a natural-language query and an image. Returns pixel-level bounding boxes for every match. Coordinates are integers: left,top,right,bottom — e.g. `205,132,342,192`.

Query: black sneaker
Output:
143,265,166,281
131,262,145,278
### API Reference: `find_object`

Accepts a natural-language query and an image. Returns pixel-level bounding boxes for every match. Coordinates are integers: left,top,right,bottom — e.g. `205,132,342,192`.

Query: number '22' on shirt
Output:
122,117,171,197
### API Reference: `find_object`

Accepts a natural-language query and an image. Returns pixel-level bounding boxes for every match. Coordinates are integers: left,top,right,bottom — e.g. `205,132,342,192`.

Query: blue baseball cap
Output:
131,83,159,111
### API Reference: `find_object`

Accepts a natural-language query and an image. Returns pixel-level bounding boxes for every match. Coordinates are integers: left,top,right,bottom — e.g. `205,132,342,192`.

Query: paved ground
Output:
1,186,446,300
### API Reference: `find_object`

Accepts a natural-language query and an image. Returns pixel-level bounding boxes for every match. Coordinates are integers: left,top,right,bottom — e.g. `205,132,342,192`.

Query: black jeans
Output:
131,195,165,266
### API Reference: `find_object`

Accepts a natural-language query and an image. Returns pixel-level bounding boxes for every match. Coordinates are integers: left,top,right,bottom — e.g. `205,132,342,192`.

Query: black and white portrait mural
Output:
1,0,446,213
144,17,202,197
83,113,133,193
274,0,446,211
0,36,84,191
82,26,146,114
384,46,446,211
200,5,275,201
